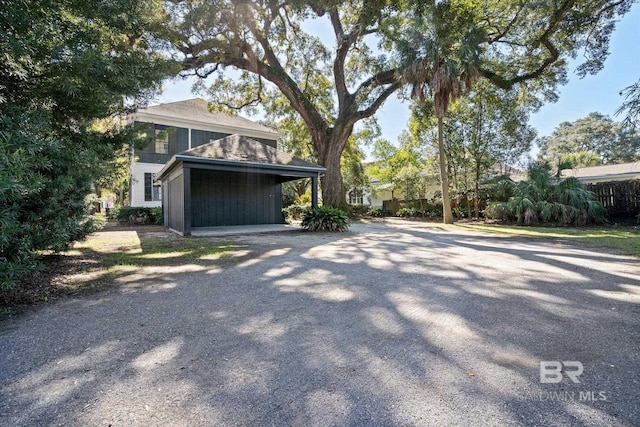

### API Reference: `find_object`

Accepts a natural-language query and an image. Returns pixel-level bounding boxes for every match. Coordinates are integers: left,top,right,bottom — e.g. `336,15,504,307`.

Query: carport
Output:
157,134,325,235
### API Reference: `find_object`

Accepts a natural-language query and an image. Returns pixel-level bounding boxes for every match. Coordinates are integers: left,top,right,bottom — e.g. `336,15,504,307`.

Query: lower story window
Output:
144,173,162,201
349,188,364,205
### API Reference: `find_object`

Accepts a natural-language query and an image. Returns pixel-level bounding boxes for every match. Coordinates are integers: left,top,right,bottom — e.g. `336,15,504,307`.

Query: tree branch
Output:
356,81,402,121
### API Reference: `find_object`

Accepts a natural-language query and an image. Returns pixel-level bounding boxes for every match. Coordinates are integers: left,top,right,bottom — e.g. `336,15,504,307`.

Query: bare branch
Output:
356,81,402,120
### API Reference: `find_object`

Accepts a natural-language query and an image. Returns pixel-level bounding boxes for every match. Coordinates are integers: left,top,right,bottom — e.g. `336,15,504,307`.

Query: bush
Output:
283,202,311,221
370,208,392,217
116,206,163,225
396,207,417,217
350,204,371,216
294,194,312,205
301,206,350,232
485,165,607,226
0,111,103,290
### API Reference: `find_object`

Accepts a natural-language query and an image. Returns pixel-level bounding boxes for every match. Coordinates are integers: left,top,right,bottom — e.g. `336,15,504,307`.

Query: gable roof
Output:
136,98,278,137
561,162,640,180
158,134,325,179
180,134,321,168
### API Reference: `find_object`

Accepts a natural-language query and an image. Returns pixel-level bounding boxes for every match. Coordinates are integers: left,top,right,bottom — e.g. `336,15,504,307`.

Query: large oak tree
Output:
165,0,633,209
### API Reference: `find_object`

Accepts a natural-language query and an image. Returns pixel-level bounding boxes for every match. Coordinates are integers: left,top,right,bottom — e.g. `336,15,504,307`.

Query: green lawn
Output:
454,223,640,257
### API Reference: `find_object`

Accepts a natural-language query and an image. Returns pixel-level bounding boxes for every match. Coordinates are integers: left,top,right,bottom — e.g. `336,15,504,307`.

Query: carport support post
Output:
183,167,192,236
311,174,319,208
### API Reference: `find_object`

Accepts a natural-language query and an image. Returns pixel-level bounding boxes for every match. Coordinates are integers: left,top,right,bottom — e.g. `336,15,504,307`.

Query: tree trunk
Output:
438,117,454,224
315,128,349,209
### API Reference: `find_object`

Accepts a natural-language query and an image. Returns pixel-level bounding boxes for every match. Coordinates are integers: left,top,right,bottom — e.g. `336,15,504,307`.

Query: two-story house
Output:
130,98,325,235
130,98,280,207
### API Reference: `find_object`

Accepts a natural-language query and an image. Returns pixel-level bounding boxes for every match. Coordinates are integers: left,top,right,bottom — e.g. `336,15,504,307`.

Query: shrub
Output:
0,112,103,290
350,204,371,216
116,206,163,225
302,206,350,232
294,194,312,205
283,202,311,221
370,208,392,217
485,165,607,226
396,207,417,217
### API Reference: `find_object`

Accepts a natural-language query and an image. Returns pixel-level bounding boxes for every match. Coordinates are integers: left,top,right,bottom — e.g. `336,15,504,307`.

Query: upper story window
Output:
154,127,169,154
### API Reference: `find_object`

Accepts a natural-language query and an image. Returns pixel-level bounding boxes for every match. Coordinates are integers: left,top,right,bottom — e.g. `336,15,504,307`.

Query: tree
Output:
397,0,633,223
166,0,633,210
538,112,640,166
0,0,173,288
422,81,536,218
617,78,640,128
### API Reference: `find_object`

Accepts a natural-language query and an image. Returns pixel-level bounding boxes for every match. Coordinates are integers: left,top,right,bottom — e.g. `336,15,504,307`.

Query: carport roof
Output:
157,134,325,179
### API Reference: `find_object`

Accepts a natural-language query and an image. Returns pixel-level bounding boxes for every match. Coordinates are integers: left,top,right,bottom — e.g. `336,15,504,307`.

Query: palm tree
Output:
403,51,480,224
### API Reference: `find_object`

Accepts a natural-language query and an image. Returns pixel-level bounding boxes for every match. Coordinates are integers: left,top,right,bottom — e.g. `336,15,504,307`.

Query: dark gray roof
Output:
138,98,278,136
179,134,323,169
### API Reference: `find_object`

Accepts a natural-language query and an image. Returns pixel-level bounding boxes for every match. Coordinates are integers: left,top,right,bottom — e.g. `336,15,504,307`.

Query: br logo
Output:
540,361,584,384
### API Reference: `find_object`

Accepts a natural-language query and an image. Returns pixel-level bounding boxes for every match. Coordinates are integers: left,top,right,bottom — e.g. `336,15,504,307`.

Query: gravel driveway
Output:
1,220,639,426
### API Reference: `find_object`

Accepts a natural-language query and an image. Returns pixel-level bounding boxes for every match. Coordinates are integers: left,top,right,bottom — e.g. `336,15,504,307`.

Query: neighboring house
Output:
561,162,640,183
561,162,640,220
130,98,281,207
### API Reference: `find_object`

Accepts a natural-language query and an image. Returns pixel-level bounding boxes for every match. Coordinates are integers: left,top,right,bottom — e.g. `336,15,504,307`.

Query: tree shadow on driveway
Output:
1,222,638,426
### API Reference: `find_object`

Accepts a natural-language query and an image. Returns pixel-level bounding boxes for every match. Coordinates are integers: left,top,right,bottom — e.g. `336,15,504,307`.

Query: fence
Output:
585,179,640,222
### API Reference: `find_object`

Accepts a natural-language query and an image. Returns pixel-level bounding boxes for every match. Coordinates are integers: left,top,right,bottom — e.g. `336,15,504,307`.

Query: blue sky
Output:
160,3,639,156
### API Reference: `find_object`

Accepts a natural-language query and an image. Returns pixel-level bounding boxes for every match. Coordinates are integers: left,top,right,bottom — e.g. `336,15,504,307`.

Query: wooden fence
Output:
585,179,640,221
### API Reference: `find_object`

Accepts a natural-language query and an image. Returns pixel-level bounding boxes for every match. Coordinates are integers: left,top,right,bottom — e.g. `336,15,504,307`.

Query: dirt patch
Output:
0,225,166,313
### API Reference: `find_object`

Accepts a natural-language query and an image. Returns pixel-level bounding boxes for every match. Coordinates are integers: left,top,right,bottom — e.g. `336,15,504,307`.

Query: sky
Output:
159,3,640,158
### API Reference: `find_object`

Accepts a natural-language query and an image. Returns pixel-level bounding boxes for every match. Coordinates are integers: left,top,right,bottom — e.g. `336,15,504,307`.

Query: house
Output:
157,134,325,235
560,162,640,183
130,99,325,235
561,162,640,220
130,98,281,207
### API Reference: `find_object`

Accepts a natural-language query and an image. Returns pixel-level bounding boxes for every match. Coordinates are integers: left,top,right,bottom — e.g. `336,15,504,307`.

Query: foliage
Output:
116,207,163,225
0,0,173,288
538,112,640,166
369,208,392,218
350,204,372,216
166,0,632,209
0,113,103,289
486,164,607,226
301,207,350,232
616,78,640,129
410,81,536,219
282,202,312,222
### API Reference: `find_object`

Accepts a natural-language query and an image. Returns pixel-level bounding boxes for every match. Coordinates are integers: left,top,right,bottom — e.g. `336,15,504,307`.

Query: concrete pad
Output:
190,223,301,237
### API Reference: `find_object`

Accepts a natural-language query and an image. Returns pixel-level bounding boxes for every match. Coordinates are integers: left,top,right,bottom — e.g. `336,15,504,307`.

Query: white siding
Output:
130,162,165,207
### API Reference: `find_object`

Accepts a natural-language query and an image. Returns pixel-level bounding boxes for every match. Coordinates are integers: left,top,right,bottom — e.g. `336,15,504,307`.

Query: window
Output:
144,173,162,202
349,188,364,205
154,128,169,154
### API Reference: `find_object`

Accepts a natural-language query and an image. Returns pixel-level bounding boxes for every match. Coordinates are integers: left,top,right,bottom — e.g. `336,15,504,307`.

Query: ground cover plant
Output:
302,206,350,232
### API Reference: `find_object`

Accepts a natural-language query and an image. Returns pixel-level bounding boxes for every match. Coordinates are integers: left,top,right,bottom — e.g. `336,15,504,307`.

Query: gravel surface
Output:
1,220,639,426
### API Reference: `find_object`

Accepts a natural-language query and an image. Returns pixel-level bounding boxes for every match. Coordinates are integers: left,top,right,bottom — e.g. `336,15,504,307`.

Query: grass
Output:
71,230,236,268
454,223,640,257
1,229,239,311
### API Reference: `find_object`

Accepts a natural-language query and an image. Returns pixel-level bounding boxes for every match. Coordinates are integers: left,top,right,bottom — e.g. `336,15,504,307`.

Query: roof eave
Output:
174,155,326,174
133,111,279,139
